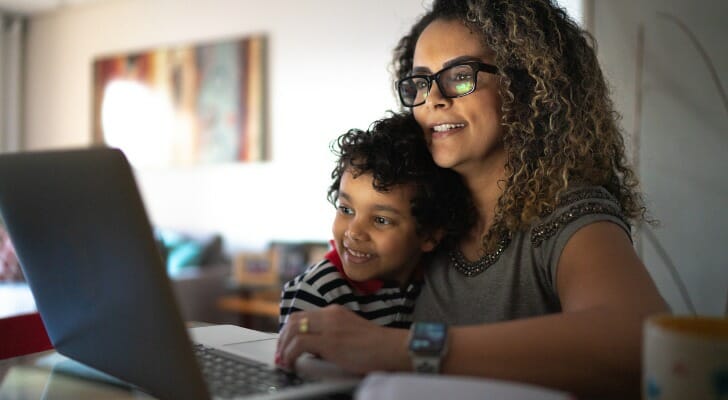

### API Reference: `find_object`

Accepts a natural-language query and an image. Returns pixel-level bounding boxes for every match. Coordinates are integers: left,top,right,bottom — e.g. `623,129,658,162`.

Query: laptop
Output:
0,147,359,399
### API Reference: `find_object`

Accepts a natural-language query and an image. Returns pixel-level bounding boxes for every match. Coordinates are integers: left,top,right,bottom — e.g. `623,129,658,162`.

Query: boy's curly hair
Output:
328,112,475,246
392,0,646,252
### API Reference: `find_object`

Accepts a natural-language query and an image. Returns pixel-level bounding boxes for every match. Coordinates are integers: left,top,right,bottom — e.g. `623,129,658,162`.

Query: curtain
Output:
0,14,25,153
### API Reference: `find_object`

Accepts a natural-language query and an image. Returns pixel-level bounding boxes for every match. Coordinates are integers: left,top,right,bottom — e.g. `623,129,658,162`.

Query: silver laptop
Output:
0,147,359,399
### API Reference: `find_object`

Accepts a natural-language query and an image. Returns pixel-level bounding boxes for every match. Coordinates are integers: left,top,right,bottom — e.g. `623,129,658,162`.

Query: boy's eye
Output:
374,216,392,225
338,205,354,215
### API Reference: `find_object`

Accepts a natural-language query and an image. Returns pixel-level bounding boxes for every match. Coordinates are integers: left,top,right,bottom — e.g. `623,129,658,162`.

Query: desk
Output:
0,283,36,319
0,321,210,400
0,323,356,400
0,351,573,400
0,351,358,400
0,351,156,399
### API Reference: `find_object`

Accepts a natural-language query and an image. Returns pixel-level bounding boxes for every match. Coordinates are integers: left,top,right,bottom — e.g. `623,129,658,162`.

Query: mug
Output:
642,314,728,400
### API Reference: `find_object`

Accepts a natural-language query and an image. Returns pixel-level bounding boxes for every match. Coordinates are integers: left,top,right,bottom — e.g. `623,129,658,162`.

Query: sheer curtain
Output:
0,13,25,153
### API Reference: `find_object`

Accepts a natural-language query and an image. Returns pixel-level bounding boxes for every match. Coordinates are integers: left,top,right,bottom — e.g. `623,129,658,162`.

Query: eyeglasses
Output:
396,62,499,107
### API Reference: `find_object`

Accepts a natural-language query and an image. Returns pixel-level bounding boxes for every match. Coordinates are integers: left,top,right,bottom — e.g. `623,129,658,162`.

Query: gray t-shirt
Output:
413,186,629,325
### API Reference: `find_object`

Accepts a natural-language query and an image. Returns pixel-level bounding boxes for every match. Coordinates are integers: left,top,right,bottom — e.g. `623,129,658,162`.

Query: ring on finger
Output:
299,316,309,334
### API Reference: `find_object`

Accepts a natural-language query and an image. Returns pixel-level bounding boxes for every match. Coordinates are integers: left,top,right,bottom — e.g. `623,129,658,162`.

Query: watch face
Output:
409,322,447,354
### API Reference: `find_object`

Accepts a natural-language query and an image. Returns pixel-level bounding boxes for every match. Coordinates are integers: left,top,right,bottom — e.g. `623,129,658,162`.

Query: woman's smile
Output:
430,122,466,140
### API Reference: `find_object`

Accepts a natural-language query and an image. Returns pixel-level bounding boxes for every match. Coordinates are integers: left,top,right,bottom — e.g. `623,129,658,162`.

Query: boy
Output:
279,113,474,329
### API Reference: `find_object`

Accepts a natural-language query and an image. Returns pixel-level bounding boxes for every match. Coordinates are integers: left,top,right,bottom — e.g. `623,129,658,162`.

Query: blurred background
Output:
0,0,725,328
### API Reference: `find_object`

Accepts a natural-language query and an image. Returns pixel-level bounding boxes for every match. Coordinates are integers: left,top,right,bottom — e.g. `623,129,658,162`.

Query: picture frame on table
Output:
232,251,276,287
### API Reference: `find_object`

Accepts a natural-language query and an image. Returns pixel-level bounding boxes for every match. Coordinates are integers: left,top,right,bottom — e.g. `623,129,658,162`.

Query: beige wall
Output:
20,0,582,251
594,0,728,315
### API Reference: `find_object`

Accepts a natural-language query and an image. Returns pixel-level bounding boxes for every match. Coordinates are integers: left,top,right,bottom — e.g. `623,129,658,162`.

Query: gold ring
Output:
299,317,309,334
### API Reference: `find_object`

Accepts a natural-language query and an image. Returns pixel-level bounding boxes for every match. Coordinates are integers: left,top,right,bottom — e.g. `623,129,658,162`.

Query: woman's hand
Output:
275,304,410,374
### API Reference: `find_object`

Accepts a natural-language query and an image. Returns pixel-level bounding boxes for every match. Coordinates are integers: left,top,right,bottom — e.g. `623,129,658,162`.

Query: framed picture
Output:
269,241,330,284
232,251,276,287
92,35,268,167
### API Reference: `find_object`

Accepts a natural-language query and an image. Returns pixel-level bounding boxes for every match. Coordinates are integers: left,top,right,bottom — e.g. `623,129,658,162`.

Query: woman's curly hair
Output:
392,0,646,252
328,112,476,246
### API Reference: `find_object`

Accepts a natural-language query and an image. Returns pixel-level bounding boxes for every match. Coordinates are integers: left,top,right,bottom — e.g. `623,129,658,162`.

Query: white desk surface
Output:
0,283,36,319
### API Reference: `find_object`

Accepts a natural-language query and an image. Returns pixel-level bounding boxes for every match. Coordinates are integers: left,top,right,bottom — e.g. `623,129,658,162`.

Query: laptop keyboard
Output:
194,344,311,398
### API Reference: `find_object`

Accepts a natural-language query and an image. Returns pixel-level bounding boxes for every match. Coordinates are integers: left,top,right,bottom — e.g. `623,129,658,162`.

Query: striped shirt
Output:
278,247,421,331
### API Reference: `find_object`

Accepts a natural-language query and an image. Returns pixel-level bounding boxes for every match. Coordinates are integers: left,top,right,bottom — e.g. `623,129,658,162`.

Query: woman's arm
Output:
276,221,668,398
444,222,668,397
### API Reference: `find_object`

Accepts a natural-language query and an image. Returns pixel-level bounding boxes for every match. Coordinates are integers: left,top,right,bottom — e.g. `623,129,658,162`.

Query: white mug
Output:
642,314,728,400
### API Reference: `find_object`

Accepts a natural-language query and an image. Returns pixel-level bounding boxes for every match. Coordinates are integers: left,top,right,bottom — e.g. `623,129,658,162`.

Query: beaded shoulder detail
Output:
531,187,626,248
540,187,617,216
449,231,511,277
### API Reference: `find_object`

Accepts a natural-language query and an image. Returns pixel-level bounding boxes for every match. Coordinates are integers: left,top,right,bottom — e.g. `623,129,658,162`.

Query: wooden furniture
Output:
220,241,329,332
216,284,280,331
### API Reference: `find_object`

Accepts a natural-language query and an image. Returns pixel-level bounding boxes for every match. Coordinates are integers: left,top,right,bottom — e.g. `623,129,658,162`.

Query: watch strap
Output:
412,355,442,373
408,322,449,374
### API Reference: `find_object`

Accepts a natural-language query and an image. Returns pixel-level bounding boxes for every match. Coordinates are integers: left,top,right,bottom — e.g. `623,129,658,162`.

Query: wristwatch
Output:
408,322,449,373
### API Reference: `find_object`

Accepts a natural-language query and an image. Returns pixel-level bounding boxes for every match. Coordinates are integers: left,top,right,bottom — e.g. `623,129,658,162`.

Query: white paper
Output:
355,373,573,400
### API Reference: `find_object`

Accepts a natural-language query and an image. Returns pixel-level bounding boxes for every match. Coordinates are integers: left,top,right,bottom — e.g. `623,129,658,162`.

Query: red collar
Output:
325,246,384,295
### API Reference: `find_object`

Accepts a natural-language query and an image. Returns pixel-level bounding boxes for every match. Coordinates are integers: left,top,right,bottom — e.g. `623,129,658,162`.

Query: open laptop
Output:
0,147,359,399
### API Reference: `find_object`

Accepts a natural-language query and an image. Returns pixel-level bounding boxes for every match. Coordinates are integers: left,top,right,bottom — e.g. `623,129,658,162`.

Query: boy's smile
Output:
341,242,373,263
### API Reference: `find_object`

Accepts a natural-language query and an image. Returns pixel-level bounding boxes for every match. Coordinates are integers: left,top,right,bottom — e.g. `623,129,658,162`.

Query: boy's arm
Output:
279,276,329,328
278,259,343,329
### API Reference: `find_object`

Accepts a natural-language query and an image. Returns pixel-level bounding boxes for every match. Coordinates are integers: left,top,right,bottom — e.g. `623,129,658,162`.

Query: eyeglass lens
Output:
399,64,477,106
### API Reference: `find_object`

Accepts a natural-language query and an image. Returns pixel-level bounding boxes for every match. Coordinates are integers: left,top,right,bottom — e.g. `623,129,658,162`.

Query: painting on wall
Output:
92,35,268,167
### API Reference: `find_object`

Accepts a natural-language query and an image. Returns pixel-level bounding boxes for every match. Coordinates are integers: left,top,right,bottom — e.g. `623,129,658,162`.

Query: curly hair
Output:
328,112,475,246
392,0,646,252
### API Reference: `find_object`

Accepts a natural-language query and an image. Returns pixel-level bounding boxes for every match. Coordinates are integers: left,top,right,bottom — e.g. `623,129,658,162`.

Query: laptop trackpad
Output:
223,339,278,366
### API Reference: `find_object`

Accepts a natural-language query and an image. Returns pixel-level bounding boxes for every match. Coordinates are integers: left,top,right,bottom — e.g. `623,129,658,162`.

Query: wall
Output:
23,0,432,250
593,0,728,315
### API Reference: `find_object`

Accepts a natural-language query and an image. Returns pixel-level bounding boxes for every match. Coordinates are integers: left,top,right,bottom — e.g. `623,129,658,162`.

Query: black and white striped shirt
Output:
278,248,421,331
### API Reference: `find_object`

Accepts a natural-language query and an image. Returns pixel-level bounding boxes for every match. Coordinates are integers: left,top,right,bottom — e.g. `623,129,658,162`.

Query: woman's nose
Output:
425,80,451,109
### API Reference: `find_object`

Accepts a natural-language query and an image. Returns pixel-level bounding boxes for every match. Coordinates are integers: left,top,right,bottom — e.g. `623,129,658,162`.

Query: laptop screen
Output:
0,148,209,399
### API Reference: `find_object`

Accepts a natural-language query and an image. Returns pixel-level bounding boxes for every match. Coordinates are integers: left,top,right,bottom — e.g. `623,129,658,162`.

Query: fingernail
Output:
275,353,283,366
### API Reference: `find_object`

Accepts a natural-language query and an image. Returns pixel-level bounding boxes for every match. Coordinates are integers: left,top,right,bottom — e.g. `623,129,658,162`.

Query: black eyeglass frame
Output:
396,61,499,107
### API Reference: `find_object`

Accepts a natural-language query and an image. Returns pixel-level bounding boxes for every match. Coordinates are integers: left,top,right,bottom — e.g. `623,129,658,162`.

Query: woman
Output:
277,1,667,398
